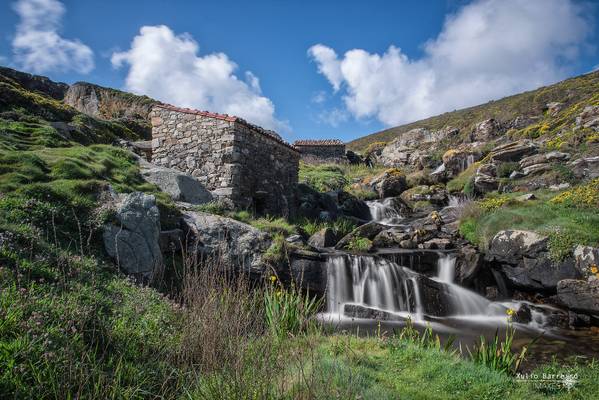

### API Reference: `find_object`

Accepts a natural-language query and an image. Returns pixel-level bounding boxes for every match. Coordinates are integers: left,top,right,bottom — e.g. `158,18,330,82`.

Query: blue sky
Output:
1,0,598,143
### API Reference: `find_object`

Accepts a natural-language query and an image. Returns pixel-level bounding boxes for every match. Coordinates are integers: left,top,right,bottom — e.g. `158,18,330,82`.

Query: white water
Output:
366,198,403,225
431,163,446,175
325,255,424,320
323,253,556,330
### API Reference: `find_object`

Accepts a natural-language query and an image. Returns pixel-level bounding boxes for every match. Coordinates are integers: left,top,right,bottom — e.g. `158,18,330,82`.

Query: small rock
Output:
549,183,571,191
419,238,452,250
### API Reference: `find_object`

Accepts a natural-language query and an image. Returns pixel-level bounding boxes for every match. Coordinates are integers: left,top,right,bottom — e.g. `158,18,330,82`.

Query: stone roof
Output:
153,103,298,152
293,139,344,146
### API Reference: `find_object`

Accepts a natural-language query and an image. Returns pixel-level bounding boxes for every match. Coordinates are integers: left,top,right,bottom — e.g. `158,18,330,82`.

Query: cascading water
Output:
322,252,556,328
366,198,403,225
325,255,424,320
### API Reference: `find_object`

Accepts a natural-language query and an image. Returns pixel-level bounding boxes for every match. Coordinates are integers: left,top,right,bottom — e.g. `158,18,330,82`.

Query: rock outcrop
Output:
487,230,581,291
103,192,163,279
139,160,213,204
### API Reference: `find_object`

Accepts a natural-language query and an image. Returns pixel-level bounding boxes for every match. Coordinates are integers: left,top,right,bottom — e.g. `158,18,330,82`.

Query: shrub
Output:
194,200,229,215
550,178,599,208
548,228,577,262
346,237,372,252
478,195,510,212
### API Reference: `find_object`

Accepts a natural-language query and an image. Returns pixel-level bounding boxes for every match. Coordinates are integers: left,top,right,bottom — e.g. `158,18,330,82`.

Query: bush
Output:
550,178,599,208
548,228,577,262
346,237,372,252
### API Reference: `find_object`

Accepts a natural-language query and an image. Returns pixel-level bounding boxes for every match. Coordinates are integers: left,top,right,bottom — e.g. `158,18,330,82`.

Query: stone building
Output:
150,104,299,216
293,139,346,164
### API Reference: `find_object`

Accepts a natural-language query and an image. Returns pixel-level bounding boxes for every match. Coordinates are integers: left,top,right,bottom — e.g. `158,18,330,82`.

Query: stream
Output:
315,197,599,369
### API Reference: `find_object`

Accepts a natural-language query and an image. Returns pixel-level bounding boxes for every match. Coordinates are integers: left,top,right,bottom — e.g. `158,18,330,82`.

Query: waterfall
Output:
366,198,403,225
434,254,492,316
325,255,423,319
436,254,455,283
323,252,556,330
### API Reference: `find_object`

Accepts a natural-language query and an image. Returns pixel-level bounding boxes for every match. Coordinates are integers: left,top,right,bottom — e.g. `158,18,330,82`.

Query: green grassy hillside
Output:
348,70,599,152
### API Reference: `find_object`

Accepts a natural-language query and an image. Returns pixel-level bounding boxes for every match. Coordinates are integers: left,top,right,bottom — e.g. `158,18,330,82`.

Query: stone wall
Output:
150,105,299,216
294,142,346,164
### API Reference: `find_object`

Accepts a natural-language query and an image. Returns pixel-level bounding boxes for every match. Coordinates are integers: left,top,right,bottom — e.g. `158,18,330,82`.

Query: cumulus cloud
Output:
309,0,593,126
12,0,94,74
311,90,327,104
112,25,288,132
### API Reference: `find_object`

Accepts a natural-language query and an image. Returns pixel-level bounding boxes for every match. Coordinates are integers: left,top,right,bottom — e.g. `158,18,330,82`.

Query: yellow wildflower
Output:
506,308,515,317
591,265,598,274
269,275,277,283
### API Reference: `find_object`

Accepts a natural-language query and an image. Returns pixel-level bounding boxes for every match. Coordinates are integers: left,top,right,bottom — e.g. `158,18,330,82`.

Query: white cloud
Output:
317,108,349,127
309,0,592,126
112,25,288,132
12,0,94,74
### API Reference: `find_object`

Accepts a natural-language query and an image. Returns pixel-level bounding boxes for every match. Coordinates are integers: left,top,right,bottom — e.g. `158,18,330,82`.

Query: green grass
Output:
458,195,599,251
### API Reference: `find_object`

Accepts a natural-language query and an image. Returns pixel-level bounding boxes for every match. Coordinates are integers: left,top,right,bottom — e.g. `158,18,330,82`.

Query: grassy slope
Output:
348,70,599,152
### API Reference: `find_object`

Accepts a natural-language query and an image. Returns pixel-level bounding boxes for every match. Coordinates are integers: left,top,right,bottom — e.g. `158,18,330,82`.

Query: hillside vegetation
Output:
348,70,599,152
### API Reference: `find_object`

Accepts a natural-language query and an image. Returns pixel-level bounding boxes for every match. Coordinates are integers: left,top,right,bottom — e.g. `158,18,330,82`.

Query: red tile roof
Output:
153,103,298,152
293,139,345,146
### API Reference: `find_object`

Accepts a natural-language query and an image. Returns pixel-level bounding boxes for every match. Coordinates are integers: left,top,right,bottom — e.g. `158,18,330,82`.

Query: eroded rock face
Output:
379,127,458,168
471,118,502,141
487,230,581,291
103,192,162,278
140,160,213,204
474,163,498,194
442,144,483,176
489,140,537,162
557,279,599,315
181,211,271,274
576,105,599,131
568,156,599,179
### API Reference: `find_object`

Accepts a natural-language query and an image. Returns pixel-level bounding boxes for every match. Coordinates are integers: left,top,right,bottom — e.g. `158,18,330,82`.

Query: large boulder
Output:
140,161,213,204
103,192,162,278
288,250,328,297
181,211,271,274
487,230,581,291
557,279,599,315
369,169,408,198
